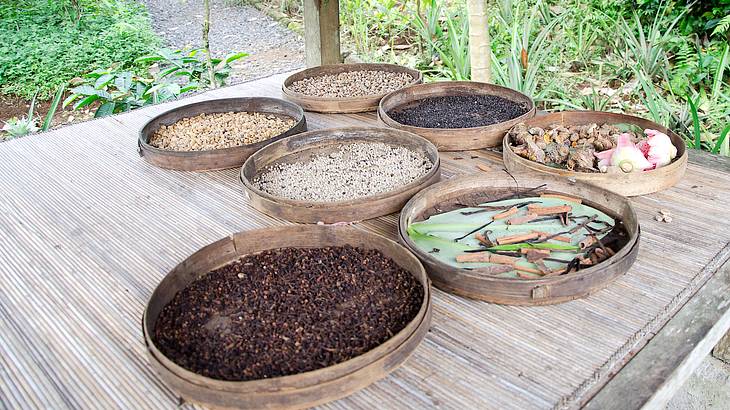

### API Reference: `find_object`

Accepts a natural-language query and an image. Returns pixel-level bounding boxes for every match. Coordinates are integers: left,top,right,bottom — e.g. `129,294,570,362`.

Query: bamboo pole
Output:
466,0,491,83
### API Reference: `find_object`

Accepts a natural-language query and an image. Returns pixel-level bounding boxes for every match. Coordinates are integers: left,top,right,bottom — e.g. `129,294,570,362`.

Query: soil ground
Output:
140,0,304,83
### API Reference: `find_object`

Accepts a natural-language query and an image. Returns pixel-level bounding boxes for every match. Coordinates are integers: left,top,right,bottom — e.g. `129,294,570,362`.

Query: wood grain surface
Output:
1,73,729,410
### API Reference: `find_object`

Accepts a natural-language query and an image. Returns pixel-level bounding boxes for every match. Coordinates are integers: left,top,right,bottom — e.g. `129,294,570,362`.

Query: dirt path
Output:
140,0,304,83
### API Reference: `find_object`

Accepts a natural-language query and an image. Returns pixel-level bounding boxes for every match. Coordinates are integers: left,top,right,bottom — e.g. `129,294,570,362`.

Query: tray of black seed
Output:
378,81,536,151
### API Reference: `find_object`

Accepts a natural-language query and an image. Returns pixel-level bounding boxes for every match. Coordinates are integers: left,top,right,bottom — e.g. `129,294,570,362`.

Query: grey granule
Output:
254,142,433,202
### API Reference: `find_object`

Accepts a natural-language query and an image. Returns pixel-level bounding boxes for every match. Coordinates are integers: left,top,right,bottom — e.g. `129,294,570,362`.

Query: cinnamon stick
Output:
532,231,572,243
456,253,492,263
456,252,518,265
579,235,597,250
506,213,539,225
527,204,573,215
496,232,540,245
493,206,518,220
540,193,583,204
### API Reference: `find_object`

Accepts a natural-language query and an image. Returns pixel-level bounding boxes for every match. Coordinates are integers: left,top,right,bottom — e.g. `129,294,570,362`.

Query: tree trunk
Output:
467,0,491,83
203,0,216,88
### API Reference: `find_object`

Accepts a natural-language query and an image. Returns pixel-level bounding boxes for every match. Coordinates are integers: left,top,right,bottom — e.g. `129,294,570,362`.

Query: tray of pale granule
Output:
282,63,422,113
138,97,306,171
239,127,440,223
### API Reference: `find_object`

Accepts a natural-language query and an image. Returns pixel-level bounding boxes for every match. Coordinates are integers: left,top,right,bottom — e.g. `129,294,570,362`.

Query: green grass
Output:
0,0,160,99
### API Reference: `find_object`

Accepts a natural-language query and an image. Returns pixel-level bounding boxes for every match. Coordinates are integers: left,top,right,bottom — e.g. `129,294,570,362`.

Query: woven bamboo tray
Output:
240,127,441,223
398,172,640,305
143,225,432,410
282,63,422,113
139,97,306,171
502,111,687,196
378,81,535,151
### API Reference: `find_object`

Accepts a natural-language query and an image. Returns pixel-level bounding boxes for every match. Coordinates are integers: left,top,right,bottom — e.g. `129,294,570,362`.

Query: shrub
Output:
0,0,159,99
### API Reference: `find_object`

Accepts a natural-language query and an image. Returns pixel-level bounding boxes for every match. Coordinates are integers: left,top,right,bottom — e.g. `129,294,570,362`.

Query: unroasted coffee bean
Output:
149,111,296,151
253,142,433,202
289,70,414,98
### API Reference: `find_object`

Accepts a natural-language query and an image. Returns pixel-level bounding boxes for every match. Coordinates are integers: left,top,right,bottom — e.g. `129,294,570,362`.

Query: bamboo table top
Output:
1,73,729,410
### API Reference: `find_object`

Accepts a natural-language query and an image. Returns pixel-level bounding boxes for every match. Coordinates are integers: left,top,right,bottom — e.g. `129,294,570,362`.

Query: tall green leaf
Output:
41,85,65,131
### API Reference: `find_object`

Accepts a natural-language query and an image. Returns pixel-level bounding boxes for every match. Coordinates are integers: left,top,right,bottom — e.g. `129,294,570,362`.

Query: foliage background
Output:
0,0,159,99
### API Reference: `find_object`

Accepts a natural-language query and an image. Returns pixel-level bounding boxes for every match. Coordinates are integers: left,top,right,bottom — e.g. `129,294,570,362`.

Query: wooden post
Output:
303,0,341,67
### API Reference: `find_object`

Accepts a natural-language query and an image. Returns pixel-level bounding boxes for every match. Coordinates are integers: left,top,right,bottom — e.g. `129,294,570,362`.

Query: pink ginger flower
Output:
643,129,677,168
594,133,652,173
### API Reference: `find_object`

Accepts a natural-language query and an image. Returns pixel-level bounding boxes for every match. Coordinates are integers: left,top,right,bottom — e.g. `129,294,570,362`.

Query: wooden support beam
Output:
713,331,730,363
303,0,341,67
585,249,730,409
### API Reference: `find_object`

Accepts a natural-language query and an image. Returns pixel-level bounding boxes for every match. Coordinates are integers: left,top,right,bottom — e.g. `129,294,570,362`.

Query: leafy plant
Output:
1,85,64,139
63,67,177,117
414,2,470,80
136,48,247,89
42,85,66,131
617,4,687,80
490,1,563,99
63,47,247,117
0,0,159,99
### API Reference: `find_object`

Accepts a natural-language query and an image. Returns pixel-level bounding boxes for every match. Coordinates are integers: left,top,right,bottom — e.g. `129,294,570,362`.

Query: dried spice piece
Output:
149,112,296,151
154,245,423,381
508,122,678,173
407,195,626,280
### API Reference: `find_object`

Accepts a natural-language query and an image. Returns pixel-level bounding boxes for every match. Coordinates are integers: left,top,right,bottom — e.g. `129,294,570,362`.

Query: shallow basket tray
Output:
239,127,441,223
378,81,536,151
138,97,306,171
502,111,688,196
143,225,432,410
398,172,640,305
281,63,422,113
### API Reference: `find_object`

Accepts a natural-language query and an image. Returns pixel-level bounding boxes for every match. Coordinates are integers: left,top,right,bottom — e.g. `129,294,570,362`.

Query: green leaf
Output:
687,95,702,149
93,89,113,100
134,55,163,63
62,94,79,108
225,52,248,64
70,85,97,96
95,102,116,118
180,82,200,93
94,74,114,89
712,125,730,155
114,72,133,93
73,95,99,110
158,66,181,78
27,91,37,119
42,84,65,131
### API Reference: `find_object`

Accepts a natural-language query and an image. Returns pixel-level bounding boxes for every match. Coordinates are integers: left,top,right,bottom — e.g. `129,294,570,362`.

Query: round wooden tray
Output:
142,225,432,410
378,81,536,151
502,111,688,196
239,127,441,223
281,63,422,113
138,97,306,171
398,172,640,305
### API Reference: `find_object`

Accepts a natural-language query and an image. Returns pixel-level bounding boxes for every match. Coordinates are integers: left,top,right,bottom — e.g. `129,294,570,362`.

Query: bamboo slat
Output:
0,73,729,410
